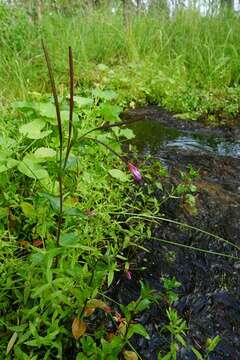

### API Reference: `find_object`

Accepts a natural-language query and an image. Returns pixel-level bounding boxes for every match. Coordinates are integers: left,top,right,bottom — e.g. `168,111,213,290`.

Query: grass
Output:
1,5,240,119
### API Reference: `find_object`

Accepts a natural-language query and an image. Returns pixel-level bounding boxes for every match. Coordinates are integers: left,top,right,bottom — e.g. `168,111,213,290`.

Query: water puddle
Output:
127,119,240,158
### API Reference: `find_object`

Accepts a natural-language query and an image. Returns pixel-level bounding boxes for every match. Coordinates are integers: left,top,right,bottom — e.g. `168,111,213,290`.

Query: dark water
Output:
127,120,240,159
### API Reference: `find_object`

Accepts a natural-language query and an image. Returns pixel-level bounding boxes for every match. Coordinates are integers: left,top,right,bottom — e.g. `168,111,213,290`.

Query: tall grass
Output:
0,4,240,115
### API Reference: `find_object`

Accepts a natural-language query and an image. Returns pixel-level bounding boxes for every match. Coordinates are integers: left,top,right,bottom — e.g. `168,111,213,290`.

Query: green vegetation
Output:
0,1,238,359
1,3,240,119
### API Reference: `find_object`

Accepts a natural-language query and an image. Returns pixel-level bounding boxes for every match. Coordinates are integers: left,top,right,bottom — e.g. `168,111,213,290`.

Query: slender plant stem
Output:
64,117,144,164
84,136,128,164
112,211,240,252
78,259,98,319
42,40,63,248
147,236,240,260
64,46,74,170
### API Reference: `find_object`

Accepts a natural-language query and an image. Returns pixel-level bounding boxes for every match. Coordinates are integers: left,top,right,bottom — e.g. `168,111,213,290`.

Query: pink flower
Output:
125,270,132,280
127,162,142,182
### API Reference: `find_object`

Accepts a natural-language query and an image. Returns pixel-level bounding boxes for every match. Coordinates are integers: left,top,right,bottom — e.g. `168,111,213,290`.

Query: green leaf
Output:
60,110,78,122
18,156,49,180
206,335,221,352
6,332,18,355
127,324,150,340
7,158,19,169
59,232,79,247
64,207,86,217
20,202,35,218
191,347,204,360
135,298,151,312
119,128,135,139
176,334,186,347
92,89,117,101
60,233,101,254
19,119,52,140
39,192,60,211
12,101,35,112
64,155,78,169
13,346,30,360
0,207,8,219
30,252,46,264
37,102,56,119
0,150,9,162
107,270,114,287
100,103,122,121
34,147,56,159
0,157,18,173
112,127,135,140
74,96,93,108
109,169,129,182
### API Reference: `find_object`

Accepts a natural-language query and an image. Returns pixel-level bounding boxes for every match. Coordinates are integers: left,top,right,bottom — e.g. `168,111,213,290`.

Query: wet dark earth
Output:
113,107,240,359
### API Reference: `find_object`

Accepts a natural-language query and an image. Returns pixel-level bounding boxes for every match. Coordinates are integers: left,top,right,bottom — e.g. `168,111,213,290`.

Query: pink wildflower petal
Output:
125,270,132,280
127,162,142,182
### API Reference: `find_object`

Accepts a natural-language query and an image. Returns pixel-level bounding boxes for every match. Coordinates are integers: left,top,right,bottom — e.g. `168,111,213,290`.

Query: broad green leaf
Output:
12,101,35,111
0,150,11,163
0,165,9,172
7,158,19,168
127,324,149,340
60,233,101,254
19,119,52,140
60,110,78,122
118,128,135,139
64,155,78,169
112,127,135,139
64,207,86,217
60,232,79,247
0,158,18,173
18,156,49,180
99,103,122,121
135,298,151,312
34,147,56,159
0,135,16,148
21,202,35,218
109,169,129,182
74,96,93,108
92,89,117,101
39,192,60,211
37,102,56,119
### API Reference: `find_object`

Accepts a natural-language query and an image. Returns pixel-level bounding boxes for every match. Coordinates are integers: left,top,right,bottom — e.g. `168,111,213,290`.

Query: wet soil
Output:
113,107,240,359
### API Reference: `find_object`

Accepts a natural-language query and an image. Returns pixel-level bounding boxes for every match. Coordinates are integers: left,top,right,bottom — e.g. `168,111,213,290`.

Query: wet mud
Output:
114,107,240,359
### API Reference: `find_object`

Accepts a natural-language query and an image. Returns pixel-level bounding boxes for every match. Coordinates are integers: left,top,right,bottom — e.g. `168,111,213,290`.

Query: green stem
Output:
64,117,143,165
84,136,128,164
115,211,240,252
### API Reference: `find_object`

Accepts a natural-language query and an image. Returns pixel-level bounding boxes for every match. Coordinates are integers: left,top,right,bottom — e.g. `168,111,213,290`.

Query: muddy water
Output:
117,107,240,359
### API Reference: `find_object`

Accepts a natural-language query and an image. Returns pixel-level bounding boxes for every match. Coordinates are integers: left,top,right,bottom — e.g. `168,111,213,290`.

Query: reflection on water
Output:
127,120,240,158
